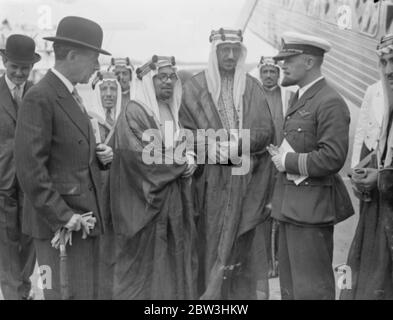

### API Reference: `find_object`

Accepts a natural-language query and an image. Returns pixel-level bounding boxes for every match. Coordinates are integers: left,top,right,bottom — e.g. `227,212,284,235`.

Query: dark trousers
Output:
97,223,116,300
278,222,335,300
0,189,35,300
34,233,99,300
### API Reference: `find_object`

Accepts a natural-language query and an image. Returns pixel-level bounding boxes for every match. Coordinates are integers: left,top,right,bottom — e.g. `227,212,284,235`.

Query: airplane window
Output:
303,0,320,17
319,0,379,36
385,3,393,34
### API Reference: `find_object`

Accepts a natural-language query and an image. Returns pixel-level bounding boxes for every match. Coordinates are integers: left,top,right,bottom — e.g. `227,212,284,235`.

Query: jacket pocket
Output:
281,183,335,224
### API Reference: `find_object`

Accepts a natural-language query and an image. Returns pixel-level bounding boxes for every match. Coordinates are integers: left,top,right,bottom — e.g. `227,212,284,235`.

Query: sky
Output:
0,0,276,66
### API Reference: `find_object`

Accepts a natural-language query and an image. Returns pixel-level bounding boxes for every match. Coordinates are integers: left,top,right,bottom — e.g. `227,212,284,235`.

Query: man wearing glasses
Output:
110,56,197,300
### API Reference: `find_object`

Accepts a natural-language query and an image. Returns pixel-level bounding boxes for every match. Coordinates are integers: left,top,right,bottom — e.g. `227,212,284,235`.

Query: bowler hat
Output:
44,16,111,56
0,34,41,65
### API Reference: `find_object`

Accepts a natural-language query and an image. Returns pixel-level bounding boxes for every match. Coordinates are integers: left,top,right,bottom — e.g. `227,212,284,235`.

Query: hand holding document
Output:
280,139,308,185
268,139,308,186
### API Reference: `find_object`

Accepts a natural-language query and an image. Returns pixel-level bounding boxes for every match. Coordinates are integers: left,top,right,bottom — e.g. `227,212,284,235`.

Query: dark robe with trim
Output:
110,100,197,300
340,143,393,300
180,72,275,299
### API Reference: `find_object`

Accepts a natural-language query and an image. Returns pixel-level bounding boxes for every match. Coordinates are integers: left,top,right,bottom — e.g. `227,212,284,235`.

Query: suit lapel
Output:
46,70,91,142
285,79,326,117
23,81,34,96
0,75,18,122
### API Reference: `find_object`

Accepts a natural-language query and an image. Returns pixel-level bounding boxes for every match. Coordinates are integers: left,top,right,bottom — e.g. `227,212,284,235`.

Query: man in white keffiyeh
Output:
87,71,122,143
110,56,198,300
108,57,135,111
206,29,247,131
81,71,121,299
342,33,393,300
133,56,182,146
180,29,275,300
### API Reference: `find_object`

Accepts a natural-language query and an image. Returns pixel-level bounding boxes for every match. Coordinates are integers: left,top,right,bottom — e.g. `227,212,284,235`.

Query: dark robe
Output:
110,101,197,300
180,72,275,299
121,91,130,112
340,143,393,300
95,119,116,300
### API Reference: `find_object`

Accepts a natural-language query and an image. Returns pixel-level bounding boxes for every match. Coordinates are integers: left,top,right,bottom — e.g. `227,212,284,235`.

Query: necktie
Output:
13,85,23,109
105,108,115,127
290,90,299,108
72,88,87,114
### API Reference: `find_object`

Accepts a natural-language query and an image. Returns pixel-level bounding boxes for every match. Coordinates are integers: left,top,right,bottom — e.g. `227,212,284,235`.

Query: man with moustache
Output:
259,56,294,144
109,57,134,111
14,16,113,300
111,56,197,299
180,29,275,299
0,34,40,300
86,71,122,300
258,57,294,279
268,32,353,300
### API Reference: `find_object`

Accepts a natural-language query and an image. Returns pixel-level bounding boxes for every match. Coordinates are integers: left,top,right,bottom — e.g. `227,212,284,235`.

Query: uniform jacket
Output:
271,79,353,225
0,75,33,191
14,70,105,239
351,81,384,167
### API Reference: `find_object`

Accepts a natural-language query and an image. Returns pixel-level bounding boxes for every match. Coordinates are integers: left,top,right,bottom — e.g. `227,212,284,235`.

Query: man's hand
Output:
182,164,197,178
81,214,97,239
64,214,82,232
96,143,113,166
267,144,280,157
182,152,197,178
267,145,286,172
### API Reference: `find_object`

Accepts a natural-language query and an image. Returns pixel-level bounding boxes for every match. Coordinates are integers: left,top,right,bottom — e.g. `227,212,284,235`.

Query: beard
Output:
281,76,297,87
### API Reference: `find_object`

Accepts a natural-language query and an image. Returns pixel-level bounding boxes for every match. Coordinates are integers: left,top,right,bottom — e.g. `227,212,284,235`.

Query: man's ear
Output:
304,55,315,70
2,56,8,66
66,49,78,62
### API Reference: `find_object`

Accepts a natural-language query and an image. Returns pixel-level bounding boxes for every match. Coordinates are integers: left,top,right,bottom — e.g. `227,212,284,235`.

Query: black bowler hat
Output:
44,16,111,56
0,34,41,65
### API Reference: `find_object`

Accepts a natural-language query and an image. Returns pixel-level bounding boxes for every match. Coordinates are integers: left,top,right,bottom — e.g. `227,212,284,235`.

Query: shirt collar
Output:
298,76,324,99
5,74,26,93
51,68,74,93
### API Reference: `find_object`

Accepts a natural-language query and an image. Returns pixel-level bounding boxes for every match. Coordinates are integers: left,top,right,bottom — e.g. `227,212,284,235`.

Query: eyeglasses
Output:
156,73,178,82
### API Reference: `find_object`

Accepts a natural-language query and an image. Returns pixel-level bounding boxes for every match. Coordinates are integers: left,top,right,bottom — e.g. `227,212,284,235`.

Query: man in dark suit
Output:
14,16,113,300
268,32,353,300
0,34,41,300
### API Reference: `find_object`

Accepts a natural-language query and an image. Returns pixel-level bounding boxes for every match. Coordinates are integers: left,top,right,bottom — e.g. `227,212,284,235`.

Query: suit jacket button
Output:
287,116,291,120
78,139,83,144
88,184,94,191
297,128,302,132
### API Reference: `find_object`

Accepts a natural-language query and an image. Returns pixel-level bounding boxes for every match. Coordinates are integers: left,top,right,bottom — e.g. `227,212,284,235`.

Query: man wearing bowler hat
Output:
15,16,113,300
0,34,40,300
268,32,353,299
